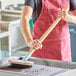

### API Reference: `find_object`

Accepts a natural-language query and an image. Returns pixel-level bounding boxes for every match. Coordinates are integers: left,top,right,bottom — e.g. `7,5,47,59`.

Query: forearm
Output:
60,9,76,24
21,17,33,43
68,14,76,24
69,10,76,24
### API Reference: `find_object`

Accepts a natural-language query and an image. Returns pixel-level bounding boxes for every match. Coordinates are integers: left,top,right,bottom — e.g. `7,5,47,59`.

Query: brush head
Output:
8,57,34,68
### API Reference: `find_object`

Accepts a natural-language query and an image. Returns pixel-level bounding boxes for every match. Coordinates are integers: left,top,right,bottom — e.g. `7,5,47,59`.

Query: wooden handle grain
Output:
29,17,62,58
24,16,61,61
39,17,61,42
24,8,69,61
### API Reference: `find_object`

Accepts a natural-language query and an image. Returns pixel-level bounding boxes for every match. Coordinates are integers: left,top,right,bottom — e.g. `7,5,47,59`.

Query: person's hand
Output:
59,9,71,22
27,39,42,50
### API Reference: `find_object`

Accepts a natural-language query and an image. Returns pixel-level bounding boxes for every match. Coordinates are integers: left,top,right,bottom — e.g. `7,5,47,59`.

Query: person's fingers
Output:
62,11,66,18
28,39,42,50
59,9,64,18
27,40,36,48
58,8,70,22
60,10,67,19
34,43,43,50
33,39,42,49
31,40,39,48
36,39,42,47
37,39,43,49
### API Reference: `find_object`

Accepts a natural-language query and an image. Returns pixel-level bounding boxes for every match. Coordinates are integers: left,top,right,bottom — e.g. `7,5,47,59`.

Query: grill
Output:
0,57,76,76
0,64,69,76
21,64,69,76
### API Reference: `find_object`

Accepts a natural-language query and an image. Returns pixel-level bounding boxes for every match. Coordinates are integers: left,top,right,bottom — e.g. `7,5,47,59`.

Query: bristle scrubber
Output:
8,57,34,68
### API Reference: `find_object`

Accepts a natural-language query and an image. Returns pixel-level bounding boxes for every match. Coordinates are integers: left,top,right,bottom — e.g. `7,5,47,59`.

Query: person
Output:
21,0,76,62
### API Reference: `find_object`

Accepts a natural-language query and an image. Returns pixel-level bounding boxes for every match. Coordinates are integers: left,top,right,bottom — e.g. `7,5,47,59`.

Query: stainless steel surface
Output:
29,57,76,69
0,70,31,76
0,57,76,76
0,64,69,76
20,64,69,76
55,69,76,76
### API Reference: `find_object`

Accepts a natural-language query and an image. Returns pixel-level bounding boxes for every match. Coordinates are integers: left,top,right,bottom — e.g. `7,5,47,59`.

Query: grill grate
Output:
21,64,69,76
0,64,70,76
0,70,30,76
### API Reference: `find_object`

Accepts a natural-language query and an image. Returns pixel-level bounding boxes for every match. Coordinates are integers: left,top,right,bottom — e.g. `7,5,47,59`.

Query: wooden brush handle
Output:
39,16,61,42
29,17,62,56
24,8,69,61
24,16,61,61
39,8,69,42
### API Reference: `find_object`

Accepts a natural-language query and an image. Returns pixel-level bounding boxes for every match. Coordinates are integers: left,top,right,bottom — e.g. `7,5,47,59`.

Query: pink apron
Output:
32,0,71,62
